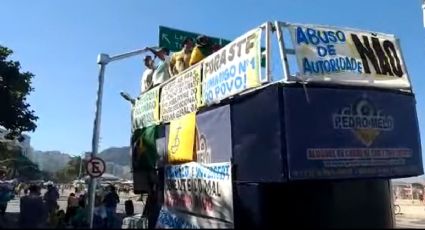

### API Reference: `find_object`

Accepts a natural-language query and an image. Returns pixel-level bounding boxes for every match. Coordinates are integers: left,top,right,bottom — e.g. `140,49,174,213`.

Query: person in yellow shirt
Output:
189,35,213,66
169,37,194,76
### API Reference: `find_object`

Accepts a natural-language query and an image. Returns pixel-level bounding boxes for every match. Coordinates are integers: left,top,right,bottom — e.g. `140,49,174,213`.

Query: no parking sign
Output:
86,156,106,178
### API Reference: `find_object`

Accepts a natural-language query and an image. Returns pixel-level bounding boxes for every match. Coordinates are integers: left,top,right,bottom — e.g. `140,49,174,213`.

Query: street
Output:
3,191,425,228
394,199,425,228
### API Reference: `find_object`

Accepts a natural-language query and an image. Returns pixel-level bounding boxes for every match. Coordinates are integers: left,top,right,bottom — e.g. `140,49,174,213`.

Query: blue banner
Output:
283,87,423,180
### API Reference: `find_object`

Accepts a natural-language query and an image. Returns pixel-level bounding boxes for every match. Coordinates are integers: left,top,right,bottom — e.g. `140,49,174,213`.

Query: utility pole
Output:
88,48,148,228
78,154,83,179
422,0,425,28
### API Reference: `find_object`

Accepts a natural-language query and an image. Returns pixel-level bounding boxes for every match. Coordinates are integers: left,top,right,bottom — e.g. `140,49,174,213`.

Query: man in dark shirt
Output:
19,185,47,228
103,185,120,228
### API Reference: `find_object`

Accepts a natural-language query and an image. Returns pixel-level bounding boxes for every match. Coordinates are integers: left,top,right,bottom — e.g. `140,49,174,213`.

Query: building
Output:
106,162,115,175
392,178,425,200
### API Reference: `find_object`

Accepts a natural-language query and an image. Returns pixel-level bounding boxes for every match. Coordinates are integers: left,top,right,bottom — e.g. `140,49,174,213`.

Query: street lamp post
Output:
88,48,147,228
422,0,425,28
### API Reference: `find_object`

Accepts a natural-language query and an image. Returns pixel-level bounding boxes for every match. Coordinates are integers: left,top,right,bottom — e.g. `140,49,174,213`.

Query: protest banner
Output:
202,28,262,105
167,112,196,164
285,23,411,89
160,64,202,122
131,86,160,129
164,161,234,225
156,206,233,229
156,207,198,229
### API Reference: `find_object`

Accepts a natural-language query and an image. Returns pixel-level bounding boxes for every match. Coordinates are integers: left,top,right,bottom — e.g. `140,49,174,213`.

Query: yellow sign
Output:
167,112,196,163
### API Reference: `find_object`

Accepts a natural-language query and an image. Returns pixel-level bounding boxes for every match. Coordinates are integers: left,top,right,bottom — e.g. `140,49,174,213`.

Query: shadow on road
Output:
1,212,126,229
0,212,20,229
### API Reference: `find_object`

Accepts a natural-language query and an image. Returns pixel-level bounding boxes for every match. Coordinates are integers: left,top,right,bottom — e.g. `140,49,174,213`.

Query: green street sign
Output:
159,26,231,52
158,26,265,67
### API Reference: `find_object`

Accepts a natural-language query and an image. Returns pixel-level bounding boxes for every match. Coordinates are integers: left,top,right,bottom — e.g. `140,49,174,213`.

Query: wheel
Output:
394,204,401,215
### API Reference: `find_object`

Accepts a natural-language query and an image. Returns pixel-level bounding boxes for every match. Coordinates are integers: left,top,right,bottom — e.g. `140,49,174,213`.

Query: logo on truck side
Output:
333,98,394,146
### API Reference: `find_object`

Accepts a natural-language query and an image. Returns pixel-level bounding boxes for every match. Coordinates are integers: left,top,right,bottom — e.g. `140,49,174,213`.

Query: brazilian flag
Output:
131,125,158,171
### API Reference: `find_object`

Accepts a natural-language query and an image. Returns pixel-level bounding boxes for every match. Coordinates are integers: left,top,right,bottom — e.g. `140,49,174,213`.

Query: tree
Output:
55,156,87,183
0,45,38,139
0,142,44,180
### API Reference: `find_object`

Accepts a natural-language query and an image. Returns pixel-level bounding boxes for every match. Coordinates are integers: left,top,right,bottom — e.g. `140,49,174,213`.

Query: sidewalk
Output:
396,199,425,219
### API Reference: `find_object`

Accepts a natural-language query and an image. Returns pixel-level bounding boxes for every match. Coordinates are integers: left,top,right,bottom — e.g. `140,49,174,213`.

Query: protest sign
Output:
286,23,410,89
156,207,198,229
156,206,234,229
167,112,196,164
202,28,262,105
160,64,202,122
132,86,160,129
164,162,234,224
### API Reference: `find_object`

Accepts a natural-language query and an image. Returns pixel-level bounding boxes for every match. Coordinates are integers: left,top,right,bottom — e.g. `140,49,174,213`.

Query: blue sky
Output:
1,0,425,156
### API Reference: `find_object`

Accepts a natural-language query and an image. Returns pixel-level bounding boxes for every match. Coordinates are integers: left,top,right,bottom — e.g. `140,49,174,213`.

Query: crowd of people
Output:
0,182,123,229
140,35,221,94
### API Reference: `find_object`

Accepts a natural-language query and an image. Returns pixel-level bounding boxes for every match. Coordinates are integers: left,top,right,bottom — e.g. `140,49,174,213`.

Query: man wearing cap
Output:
189,35,213,66
144,47,171,86
140,55,155,94
169,37,194,76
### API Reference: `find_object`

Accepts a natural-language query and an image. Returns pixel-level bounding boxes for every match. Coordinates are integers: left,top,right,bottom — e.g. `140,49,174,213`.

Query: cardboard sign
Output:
160,65,202,122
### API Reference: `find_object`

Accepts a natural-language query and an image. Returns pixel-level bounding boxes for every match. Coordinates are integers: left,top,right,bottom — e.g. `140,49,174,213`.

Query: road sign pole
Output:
88,57,107,228
88,50,147,228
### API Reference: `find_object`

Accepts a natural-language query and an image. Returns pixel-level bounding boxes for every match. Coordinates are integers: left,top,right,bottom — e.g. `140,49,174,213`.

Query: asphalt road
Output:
396,215,425,229
5,191,422,228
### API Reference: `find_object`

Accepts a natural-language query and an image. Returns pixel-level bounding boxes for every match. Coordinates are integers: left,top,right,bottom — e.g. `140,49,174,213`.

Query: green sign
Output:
158,26,265,67
159,26,230,52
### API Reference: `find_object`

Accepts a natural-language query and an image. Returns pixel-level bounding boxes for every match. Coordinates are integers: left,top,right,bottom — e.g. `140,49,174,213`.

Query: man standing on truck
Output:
169,37,194,76
140,55,155,94
144,47,171,87
189,35,213,66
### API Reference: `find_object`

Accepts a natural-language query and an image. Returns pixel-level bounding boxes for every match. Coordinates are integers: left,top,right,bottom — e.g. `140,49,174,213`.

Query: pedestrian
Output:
15,183,22,197
93,194,107,229
145,47,171,87
65,193,79,224
169,37,194,76
103,185,120,228
19,184,47,228
44,183,60,226
55,210,67,229
23,184,29,196
0,184,14,218
71,198,88,228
